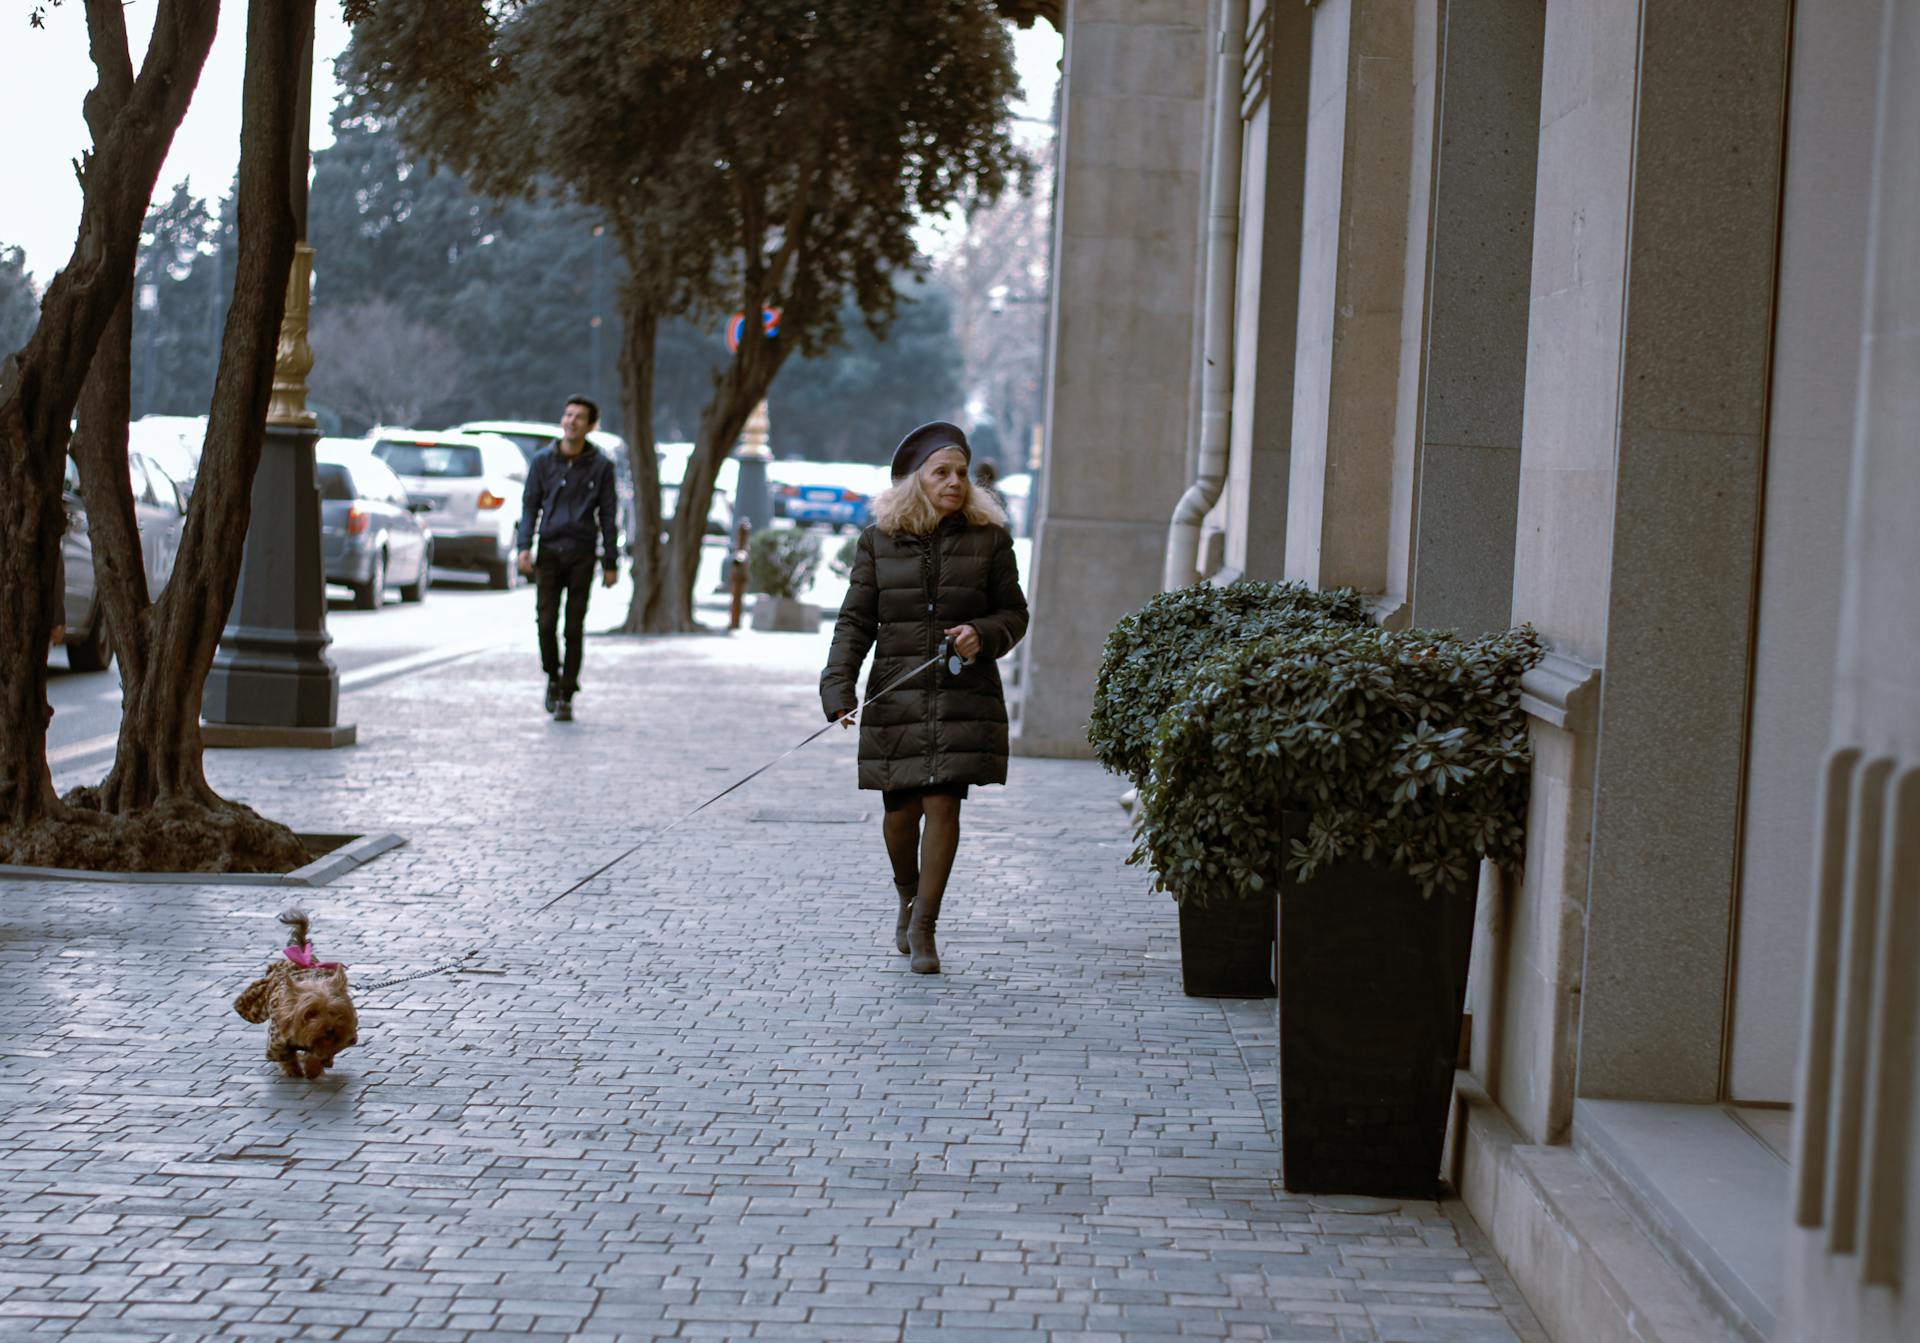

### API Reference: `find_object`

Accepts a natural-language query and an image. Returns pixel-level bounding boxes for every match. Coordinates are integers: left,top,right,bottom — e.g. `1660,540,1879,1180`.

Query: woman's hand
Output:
945,624,981,660
839,708,858,729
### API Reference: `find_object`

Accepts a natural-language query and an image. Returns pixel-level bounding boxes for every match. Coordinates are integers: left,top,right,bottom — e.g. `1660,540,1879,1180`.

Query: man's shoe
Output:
544,678,560,714
554,699,574,722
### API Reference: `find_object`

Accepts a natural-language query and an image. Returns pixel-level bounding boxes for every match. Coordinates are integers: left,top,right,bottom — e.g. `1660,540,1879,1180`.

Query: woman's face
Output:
919,447,970,517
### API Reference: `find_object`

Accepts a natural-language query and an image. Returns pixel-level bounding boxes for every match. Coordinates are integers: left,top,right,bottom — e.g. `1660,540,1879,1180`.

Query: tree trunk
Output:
661,330,792,628
0,0,218,835
614,286,684,633
72,300,154,694
0,398,67,826
99,0,312,819
71,0,153,698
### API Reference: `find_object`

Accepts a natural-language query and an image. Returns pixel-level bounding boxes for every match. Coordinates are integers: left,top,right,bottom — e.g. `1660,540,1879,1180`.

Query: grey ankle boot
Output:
893,882,915,955
908,886,944,974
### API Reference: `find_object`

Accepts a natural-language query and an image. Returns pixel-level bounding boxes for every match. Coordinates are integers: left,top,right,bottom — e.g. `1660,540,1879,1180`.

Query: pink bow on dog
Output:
284,944,346,972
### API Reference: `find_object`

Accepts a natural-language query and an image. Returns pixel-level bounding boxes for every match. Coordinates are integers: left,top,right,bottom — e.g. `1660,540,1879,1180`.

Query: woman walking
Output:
821,422,1030,974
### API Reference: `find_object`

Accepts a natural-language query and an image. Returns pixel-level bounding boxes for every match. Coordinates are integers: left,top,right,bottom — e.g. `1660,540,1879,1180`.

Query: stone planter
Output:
749,595,821,632
1175,889,1276,998
1277,812,1477,1198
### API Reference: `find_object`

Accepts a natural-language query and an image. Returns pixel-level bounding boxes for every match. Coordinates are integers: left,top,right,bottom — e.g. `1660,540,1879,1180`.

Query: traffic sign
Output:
725,307,783,352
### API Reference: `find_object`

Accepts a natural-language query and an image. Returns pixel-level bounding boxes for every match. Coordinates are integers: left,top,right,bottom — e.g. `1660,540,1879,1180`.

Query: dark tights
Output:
883,793,962,907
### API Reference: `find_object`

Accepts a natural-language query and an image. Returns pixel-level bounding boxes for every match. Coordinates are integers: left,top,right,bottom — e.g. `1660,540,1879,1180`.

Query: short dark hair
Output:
565,395,600,427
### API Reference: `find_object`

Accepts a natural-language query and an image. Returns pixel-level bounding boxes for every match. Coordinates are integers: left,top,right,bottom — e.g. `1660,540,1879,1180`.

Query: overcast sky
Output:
0,4,1062,285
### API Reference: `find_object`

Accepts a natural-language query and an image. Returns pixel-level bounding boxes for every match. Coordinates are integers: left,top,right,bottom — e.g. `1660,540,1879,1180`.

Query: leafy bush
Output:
747,527,822,599
1088,581,1373,785
1134,623,1543,904
829,533,859,580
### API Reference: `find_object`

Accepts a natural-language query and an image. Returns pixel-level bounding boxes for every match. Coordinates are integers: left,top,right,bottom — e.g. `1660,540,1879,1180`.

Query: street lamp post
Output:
201,9,353,748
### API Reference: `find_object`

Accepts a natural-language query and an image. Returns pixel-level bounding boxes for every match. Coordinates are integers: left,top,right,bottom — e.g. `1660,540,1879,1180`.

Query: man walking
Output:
515,396,620,721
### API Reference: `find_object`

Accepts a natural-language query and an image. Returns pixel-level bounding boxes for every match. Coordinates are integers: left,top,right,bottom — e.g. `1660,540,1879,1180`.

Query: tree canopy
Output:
346,0,1027,630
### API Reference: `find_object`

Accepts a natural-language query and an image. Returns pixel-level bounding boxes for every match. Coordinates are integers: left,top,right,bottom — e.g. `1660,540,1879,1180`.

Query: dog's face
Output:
279,969,358,1076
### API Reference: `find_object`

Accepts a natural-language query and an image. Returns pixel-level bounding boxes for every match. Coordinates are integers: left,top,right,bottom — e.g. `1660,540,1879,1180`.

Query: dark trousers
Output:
535,548,596,695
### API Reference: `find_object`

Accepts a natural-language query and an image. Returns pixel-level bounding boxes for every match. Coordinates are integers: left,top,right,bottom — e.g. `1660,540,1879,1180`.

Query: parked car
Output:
370,428,527,588
128,414,206,501
316,438,434,609
655,442,737,538
769,460,888,532
58,449,186,671
453,419,637,555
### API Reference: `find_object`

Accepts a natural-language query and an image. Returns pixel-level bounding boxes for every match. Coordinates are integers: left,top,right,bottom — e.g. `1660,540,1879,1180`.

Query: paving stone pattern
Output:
2,624,1546,1341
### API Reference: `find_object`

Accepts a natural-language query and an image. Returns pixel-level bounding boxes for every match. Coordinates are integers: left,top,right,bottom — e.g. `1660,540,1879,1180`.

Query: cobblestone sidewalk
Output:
1,624,1545,1342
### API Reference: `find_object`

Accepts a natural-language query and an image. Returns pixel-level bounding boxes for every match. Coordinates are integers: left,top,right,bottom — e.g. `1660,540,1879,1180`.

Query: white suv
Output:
454,419,635,554
371,429,527,588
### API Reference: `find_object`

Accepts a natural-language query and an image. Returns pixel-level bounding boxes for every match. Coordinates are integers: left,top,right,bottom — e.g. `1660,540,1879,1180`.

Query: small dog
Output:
233,907,358,1078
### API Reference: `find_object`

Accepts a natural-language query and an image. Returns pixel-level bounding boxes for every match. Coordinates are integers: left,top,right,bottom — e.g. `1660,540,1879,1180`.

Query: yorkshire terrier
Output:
233,907,359,1078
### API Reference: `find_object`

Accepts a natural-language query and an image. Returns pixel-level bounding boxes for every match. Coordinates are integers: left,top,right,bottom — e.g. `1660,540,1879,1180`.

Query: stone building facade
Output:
1015,2,1920,1339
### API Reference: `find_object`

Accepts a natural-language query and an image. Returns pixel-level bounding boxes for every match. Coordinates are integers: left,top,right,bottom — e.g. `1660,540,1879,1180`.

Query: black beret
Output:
890,421,971,480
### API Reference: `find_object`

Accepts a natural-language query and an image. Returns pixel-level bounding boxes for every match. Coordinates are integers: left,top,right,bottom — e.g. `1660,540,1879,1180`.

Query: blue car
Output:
770,462,888,532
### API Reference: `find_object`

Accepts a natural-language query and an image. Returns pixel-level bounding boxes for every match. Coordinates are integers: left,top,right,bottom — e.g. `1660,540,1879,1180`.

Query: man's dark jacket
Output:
515,445,619,567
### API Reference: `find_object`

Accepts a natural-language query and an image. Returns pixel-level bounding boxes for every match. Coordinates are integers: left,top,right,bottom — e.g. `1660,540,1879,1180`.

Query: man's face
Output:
560,403,593,442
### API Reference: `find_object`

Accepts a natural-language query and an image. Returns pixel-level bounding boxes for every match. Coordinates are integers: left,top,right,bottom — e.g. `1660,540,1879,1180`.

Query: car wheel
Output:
354,551,387,610
487,553,515,590
399,551,430,603
66,613,113,673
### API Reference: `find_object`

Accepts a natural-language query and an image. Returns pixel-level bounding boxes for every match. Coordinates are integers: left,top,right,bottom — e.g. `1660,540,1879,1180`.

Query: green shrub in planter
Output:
747,527,822,599
1088,581,1372,786
1135,622,1543,902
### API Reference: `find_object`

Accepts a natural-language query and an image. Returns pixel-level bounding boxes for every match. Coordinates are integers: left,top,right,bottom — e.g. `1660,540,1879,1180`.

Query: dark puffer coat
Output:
820,514,1030,791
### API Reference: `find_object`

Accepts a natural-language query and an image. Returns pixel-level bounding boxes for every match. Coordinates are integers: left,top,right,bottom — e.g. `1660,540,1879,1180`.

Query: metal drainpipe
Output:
1164,0,1248,591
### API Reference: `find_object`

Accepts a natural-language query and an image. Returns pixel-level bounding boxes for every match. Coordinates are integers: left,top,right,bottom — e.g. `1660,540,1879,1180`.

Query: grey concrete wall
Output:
1282,0,1415,594
1784,5,1920,1339
1575,0,1792,1102
1406,0,1542,636
1221,0,1312,582
1013,0,1211,757
1723,0,1876,1106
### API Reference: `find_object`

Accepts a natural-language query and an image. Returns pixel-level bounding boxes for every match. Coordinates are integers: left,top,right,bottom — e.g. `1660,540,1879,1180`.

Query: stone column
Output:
1281,0,1417,606
1571,0,1791,1102
1488,0,1791,1120
1218,0,1311,582
1784,5,1920,1338
1405,0,1542,635
1012,0,1210,758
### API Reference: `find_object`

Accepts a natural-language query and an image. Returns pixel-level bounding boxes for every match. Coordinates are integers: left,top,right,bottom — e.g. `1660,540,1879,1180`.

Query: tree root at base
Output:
0,793,312,873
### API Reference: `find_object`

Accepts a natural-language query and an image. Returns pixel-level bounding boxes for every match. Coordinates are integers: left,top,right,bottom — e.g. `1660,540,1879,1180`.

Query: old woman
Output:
820,421,1030,975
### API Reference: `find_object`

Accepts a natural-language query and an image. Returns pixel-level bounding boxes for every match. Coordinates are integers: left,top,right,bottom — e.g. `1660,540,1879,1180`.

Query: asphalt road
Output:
37,526,958,793
44,566,544,790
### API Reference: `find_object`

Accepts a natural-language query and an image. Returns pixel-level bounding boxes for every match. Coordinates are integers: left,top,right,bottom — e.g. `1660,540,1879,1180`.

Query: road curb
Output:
0,830,406,887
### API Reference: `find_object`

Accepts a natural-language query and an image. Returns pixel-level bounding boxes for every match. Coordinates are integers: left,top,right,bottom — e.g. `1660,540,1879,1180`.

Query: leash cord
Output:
353,949,482,992
355,648,955,998
524,644,955,918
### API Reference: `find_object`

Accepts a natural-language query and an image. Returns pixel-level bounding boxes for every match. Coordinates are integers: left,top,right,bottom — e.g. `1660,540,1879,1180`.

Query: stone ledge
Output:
201,722,357,749
0,831,405,888
1519,650,1602,733
1451,1076,1745,1343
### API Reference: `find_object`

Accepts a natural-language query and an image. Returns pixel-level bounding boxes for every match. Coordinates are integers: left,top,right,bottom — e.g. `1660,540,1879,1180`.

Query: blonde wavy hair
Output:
870,463,1009,536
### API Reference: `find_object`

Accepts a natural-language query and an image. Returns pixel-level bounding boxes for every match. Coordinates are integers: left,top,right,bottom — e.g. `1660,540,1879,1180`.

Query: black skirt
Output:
881,782,971,813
